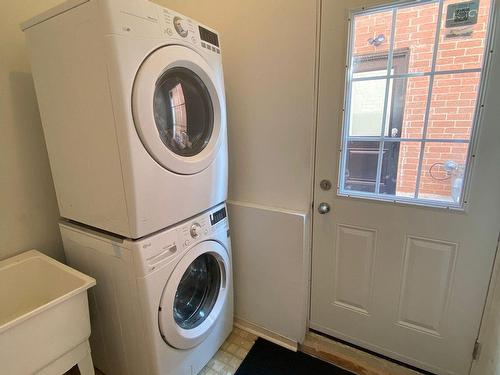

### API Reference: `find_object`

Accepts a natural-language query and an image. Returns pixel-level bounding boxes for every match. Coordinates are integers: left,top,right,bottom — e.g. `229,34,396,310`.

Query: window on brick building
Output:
339,0,493,207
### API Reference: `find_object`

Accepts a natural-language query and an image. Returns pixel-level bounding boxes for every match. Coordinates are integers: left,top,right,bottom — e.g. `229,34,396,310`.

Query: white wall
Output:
159,0,318,343
0,1,64,262
157,0,317,212
227,202,310,344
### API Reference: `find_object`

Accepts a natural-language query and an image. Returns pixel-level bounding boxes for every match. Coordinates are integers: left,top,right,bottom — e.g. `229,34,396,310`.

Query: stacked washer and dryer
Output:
22,0,233,374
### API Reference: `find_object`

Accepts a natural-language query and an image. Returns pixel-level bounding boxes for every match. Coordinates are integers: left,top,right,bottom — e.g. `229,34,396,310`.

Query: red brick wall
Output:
351,0,490,199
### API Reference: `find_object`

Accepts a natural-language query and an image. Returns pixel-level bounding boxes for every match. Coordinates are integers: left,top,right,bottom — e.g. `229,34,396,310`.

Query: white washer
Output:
59,203,233,375
22,0,228,238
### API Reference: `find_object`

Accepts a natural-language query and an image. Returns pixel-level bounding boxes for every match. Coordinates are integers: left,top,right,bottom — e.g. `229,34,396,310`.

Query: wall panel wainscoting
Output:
227,201,310,347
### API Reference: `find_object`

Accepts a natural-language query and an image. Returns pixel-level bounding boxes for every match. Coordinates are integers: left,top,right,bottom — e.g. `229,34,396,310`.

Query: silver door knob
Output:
318,202,330,214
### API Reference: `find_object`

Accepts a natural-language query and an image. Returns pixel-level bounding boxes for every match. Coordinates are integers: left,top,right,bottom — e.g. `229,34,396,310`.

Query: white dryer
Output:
22,0,228,238
60,204,233,375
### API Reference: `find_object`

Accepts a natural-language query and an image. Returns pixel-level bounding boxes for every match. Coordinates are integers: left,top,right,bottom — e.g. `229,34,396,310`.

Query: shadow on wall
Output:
0,71,63,261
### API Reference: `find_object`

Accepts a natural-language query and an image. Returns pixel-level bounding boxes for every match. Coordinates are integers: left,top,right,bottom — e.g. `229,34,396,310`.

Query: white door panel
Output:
311,1,500,374
333,224,377,314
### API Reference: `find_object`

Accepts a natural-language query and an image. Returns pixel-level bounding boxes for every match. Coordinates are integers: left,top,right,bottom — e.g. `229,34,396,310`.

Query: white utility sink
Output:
0,250,96,375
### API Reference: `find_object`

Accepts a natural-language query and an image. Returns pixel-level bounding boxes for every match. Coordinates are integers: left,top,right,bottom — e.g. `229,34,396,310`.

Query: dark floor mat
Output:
235,338,354,375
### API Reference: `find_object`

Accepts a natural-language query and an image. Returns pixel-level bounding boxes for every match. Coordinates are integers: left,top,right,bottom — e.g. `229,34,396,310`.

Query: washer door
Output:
133,45,223,175
158,240,229,349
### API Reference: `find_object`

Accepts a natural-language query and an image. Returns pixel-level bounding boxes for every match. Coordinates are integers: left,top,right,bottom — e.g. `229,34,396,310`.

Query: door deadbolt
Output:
320,179,332,191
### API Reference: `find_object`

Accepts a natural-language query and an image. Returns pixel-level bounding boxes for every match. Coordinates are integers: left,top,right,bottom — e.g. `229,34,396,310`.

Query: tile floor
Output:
67,328,425,375
199,327,258,375
66,327,257,375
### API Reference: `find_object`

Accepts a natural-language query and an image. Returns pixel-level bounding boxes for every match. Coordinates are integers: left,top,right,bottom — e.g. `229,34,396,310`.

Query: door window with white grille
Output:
339,0,493,207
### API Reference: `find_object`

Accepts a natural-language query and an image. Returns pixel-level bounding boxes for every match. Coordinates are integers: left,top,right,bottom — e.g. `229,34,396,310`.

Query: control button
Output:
201,42,206,48
204,229,209,235
173,16,189,37
166,28,173,36
190,223,202,239
184,239,190,246
216,48,220,54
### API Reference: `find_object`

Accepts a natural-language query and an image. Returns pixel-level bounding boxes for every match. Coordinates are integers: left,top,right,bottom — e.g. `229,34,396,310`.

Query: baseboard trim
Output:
234,317,298,352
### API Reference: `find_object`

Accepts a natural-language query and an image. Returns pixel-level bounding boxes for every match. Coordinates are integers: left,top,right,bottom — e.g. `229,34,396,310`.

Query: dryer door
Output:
133,45,224,175
158,240,229,349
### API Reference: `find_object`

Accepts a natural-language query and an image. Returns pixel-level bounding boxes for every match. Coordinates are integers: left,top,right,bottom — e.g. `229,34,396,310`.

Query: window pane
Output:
340,1,491,208
392,2,439,74
344,141,380,193
427,72,480,139
350,73,390,136
394,76,431,139
380,141,422,198
343,141,422,198
352,10,393,73
350,75,431,140
435,0,492,71
418,142,469,203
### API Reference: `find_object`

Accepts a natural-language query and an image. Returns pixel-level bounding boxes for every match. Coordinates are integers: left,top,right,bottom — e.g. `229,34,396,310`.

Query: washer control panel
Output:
190,222,202,238
179,205,228,249
138,204,228,275
209,207,226,225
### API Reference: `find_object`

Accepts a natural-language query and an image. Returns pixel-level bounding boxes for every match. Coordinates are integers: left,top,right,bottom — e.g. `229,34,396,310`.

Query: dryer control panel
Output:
158,8,221,54
106,1,221,54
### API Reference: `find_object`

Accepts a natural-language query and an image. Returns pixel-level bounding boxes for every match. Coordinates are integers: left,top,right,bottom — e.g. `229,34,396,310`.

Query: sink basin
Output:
0,250,96,374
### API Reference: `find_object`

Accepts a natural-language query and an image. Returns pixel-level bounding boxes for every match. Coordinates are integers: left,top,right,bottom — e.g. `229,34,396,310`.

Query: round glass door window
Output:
153,67,214,157
173,253,221,329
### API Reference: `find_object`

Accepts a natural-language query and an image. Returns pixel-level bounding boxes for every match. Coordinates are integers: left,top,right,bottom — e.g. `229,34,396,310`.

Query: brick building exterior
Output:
351,0,490,200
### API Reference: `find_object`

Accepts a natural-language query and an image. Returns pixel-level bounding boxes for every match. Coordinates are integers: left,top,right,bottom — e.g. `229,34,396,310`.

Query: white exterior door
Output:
311,1,500,374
